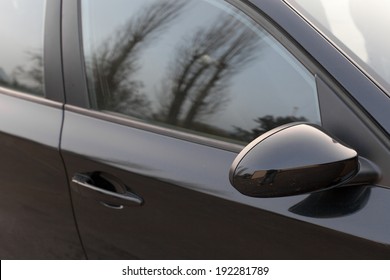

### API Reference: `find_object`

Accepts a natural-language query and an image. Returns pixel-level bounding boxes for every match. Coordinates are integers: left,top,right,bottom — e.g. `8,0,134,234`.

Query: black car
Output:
0,0,389,259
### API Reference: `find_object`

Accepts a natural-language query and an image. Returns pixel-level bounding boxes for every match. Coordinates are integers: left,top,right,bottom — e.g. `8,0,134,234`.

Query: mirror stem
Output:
345,157,381,186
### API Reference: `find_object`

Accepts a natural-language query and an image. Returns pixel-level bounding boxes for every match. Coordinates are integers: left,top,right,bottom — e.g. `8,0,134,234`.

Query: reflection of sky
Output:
321,0,368,61
83,0,320,132
0,0,45,77
288,0,390,94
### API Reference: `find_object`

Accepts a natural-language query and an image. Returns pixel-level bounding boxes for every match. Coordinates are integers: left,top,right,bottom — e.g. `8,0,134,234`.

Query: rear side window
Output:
0,0,46,96
81,0,321,144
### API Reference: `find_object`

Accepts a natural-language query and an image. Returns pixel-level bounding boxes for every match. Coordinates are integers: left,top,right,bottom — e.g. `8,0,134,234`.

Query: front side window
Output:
82,0,321,144
0,0,46,96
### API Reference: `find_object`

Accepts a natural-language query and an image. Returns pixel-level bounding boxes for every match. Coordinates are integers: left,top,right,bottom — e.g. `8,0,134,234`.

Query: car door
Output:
60,0,390,259
0,0,84,259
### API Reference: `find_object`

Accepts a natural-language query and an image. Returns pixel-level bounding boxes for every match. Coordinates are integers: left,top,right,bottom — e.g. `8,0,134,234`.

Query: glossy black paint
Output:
0,0,389,259
44,0,65,102
316,77,390,187
289,186,371,218
62,0,89,107
0,92,84,259
230,123,359,197
58,0,390,259
60,108,390,258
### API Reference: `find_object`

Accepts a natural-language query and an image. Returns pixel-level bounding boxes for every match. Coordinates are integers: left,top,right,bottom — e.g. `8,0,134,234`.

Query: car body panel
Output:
0,91,84,259
0,0,389,259
57,0,390,259
61,107,390,259
0,0,84,259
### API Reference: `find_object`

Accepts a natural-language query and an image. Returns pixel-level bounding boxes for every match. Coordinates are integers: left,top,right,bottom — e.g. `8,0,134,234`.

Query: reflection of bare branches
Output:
89,0,187,116
157,15,260,126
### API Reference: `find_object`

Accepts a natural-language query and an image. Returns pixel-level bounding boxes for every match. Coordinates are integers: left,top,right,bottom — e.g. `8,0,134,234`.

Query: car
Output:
0,0,389,259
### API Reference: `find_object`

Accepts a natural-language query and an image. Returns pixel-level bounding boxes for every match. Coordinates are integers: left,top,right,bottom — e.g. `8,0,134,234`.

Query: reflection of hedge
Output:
233,115,308,143
0,77,42,96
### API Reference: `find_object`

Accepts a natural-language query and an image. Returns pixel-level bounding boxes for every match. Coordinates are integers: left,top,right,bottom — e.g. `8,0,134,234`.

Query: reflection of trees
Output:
0,51,44,96
155,15,260,127
233,115,308,143
88,0,186,116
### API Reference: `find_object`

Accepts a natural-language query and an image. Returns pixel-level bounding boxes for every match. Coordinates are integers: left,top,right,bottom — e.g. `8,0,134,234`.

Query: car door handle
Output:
71,172,143,207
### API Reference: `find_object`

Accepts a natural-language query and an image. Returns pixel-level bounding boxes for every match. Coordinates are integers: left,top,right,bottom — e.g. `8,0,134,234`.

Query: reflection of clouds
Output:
290,0,390,92
350,0,390,82
0,0,45,73
321,0,368,61
12,0,19,9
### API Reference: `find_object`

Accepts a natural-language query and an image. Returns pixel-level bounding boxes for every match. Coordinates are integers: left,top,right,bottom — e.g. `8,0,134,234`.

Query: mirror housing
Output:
229,123,374,198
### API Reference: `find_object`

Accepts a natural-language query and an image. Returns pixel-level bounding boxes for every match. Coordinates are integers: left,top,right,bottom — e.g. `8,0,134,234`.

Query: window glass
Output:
0,0,45,96
287,0,390,96
82,0,321,144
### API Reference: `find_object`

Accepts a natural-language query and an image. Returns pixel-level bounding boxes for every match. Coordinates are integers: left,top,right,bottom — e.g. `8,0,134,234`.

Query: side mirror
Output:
229,123,379,198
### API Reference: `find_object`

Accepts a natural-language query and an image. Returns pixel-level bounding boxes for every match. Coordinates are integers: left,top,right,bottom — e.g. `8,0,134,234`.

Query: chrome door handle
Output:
71,172,143,207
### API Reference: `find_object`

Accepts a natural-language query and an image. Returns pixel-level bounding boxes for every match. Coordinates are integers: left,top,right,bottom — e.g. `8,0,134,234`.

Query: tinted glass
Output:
82,0,320,144
287,0,390,96
0,0,45,96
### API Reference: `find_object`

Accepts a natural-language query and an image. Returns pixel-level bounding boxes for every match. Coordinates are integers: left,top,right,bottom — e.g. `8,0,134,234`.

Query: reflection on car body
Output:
0,0,389,259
